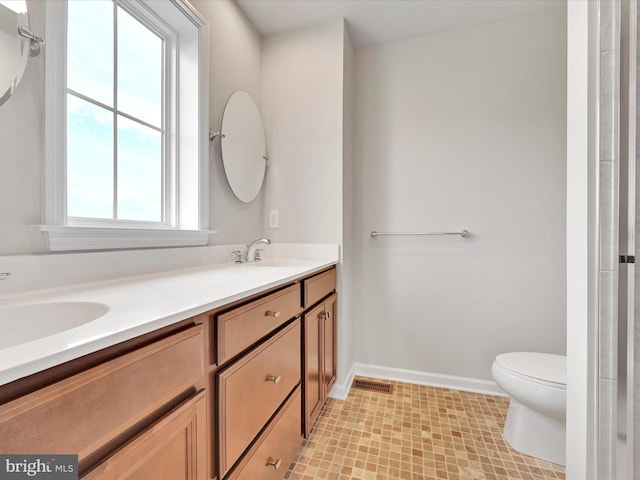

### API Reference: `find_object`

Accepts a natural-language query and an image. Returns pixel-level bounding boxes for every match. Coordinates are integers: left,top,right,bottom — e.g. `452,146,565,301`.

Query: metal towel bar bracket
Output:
17,26,45,56
370,230,469,238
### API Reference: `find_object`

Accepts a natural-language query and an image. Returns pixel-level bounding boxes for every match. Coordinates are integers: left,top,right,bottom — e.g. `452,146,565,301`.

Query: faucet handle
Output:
0,272,11,280
231,250,243,264
255,249,264,261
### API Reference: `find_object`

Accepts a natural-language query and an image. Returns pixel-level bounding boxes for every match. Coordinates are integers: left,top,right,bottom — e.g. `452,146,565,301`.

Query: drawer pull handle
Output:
267,458,282,470
265,310,281,318
266,375,282,384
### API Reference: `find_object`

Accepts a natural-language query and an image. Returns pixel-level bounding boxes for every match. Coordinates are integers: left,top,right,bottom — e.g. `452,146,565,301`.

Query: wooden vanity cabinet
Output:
0,264,338,480
226,386,302,480
217,320,301,476
82,390,207,480
303,302,324,434
0,322,207,480
302,268,337,437
322,294,338,398
215,283,301,365
213,282,304,479
303,268,336,309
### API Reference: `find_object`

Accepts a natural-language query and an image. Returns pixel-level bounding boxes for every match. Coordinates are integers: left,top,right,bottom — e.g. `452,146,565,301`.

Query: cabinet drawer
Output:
217,319,301,476
216,283,301,364
228,387,302,480
82,390,207,480
303,268,336,308
0,325,204,474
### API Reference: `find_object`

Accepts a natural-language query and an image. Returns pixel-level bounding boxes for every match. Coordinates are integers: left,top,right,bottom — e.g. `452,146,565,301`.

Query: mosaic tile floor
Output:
286,377,565,480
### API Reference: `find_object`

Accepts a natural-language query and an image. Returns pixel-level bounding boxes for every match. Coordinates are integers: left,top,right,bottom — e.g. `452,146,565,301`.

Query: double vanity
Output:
0,249,338,480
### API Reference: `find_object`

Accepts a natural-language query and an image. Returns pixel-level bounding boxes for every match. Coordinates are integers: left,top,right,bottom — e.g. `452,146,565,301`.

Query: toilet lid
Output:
495,352,566,385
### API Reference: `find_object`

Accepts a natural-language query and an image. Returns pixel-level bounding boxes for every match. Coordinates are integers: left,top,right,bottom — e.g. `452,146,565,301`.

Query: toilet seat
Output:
494,352,566,388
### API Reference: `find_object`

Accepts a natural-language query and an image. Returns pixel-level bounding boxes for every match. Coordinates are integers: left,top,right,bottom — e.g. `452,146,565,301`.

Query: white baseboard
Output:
329,362,507,400
328,362,356,400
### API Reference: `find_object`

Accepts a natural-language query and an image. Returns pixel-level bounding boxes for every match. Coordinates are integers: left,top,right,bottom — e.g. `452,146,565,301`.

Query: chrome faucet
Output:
244,238,270,262
0,272,11,280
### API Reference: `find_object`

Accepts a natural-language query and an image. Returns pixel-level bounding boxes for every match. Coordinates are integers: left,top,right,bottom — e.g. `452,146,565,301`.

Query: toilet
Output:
491,352,566,466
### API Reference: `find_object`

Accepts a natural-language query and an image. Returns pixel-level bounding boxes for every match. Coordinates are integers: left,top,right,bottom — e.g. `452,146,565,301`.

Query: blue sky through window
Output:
117,6,162,127
67,94,114,219
117,116,162,222
66,0,164,223
67,0,113,107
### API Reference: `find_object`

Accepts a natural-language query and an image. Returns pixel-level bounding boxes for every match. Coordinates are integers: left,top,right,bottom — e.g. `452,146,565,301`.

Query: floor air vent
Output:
352,379,393,394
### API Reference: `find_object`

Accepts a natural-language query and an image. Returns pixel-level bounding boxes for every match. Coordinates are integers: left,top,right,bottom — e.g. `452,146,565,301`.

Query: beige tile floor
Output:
286,377,565,480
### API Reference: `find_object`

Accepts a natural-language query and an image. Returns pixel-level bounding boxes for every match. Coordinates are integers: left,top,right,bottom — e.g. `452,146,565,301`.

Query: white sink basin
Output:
0,301,110,349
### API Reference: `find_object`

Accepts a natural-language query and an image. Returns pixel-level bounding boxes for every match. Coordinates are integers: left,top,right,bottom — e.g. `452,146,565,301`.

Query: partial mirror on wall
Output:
0,0,43,107
217,90,267,203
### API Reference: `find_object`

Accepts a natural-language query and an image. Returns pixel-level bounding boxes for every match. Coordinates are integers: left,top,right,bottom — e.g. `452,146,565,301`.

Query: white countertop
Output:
0,253,338,387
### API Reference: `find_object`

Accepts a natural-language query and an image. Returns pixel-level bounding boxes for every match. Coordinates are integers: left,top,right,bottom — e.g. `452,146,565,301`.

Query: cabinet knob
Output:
265,310,281,318
266,375,282,384
266,458,282,470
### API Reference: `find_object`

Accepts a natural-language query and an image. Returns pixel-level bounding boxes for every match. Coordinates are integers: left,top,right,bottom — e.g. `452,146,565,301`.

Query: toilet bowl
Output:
491,352,566,466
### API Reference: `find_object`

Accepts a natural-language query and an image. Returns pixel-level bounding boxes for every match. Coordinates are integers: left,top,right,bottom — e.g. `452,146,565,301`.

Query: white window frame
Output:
40,0,211,251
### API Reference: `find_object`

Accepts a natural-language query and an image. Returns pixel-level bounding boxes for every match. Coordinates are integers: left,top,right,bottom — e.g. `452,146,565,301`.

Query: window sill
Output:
31,225,217,252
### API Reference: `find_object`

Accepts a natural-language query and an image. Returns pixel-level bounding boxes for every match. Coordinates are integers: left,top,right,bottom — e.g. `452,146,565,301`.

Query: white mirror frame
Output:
220,90,267,203
0,1,30,106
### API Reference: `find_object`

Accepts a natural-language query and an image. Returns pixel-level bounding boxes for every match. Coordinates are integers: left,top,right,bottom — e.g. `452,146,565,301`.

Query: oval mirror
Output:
0,1,30,106
220,90,267,203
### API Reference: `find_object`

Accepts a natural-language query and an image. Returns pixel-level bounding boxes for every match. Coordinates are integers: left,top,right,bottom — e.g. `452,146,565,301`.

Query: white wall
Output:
0,0,46,254
351,8,567,380
0,0,264,255
191,0,265,244
261,20,344,244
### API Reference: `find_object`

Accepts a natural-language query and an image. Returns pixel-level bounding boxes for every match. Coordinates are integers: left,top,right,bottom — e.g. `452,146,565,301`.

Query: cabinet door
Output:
303,303,323,437
83,391,207,480
322,294,337,398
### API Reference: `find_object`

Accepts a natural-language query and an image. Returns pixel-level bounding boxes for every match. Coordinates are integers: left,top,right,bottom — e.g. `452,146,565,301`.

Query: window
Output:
67,1,164,223
41,0,210,251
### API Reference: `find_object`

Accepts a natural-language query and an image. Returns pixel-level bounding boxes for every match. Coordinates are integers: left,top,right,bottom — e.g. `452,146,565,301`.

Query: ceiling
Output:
235,0,565,48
